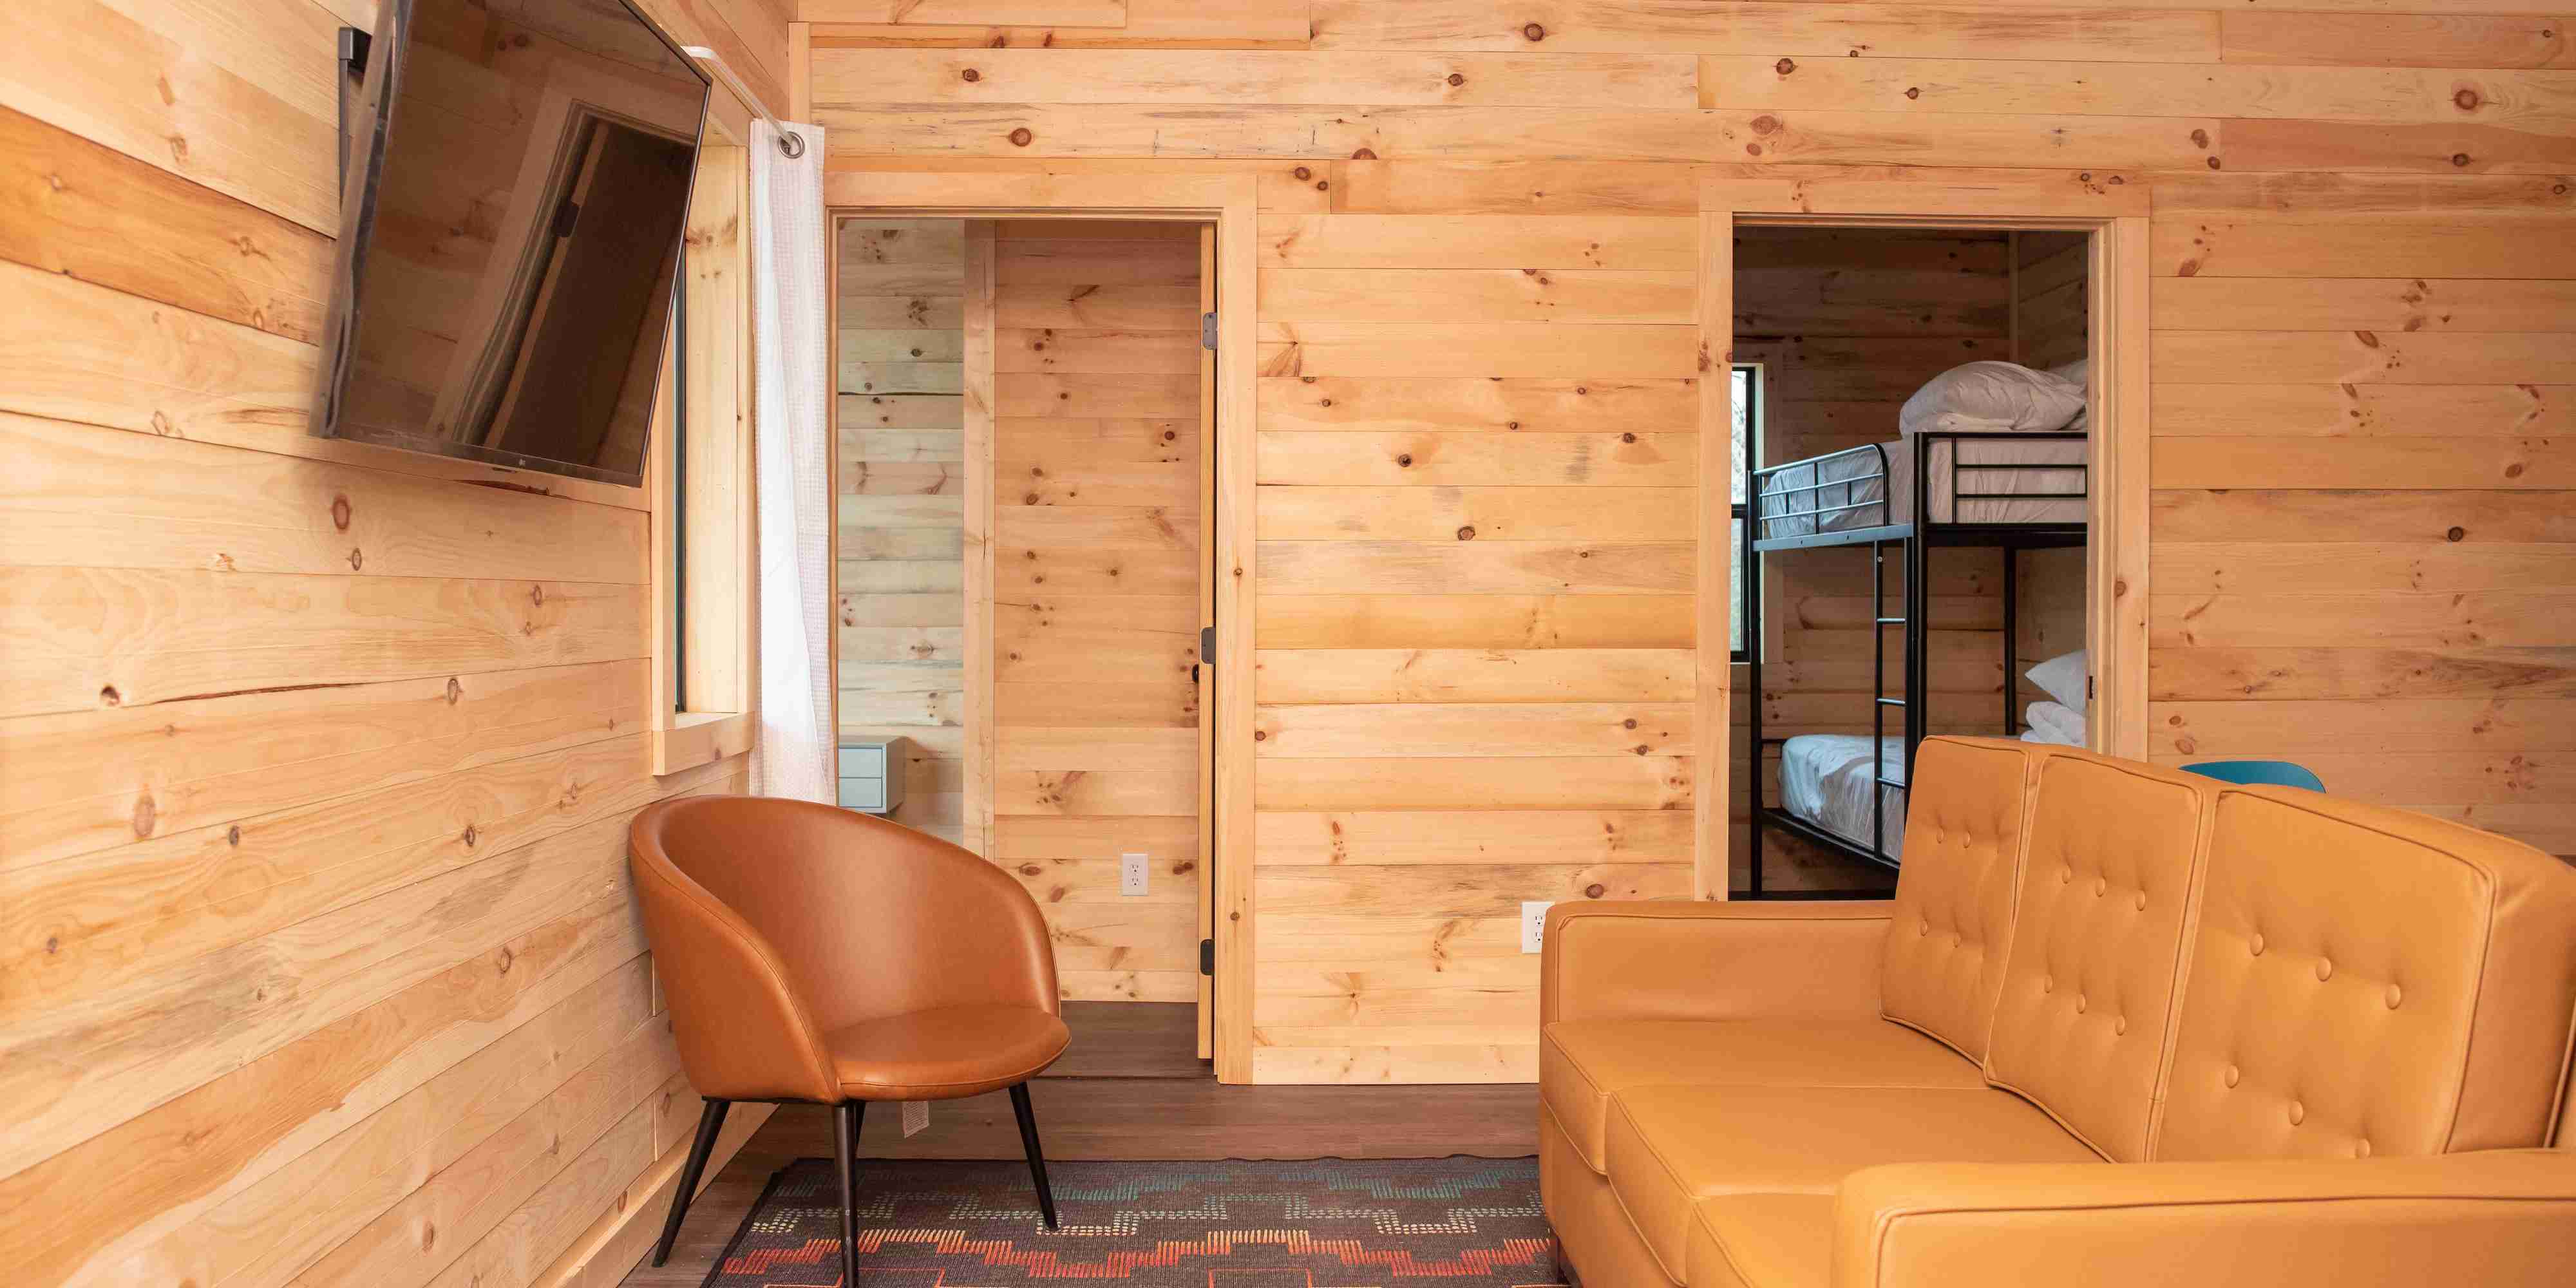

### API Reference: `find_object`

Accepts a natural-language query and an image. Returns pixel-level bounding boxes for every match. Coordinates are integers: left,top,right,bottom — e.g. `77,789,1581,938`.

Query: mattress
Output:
1756,436,2088,540
1777,734,1906,861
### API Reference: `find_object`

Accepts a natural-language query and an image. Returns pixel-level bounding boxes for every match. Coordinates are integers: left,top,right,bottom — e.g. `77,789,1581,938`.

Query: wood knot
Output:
2190,128,2209,148
2453,87,2481,111
1455,526,1476,540
2451,153,2471,167
99,685,121,706
1521,22,1545,41
2447,526,2467,542
227,824,242,846
1008,127,1033,147
1446,72,1465,86
2206,156,2222,169
446,677,463,705
330,494,352,531
347,547,363,571
1620,432,1636,443
961,67,980,82
1904,86,1920,99
1395,453,1413,466
1350,147,1377,160
1775,57,1795,75
1585,884,1606,898
1293,166,1312,180
1622,718,1638,730
1253,729,1267,741
132,791,156,838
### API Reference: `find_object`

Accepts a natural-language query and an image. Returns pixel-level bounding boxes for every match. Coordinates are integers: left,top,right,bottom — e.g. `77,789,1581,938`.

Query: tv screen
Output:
315,0,713,487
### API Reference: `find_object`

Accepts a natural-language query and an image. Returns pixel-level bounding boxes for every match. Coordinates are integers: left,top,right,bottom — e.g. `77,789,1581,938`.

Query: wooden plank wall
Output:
837,218,971,842
806,0,2576,1081
0,0,788,1282
2015,230,2092,373
2011,230,2093,723
1734,226,2016,893
990,220,1207,1004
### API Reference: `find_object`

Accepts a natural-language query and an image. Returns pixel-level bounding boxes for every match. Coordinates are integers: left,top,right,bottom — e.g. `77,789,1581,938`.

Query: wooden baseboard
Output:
532,1101,775,1288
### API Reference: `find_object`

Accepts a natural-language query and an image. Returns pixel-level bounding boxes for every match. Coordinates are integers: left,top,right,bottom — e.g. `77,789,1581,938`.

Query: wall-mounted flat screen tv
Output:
315,0,713,487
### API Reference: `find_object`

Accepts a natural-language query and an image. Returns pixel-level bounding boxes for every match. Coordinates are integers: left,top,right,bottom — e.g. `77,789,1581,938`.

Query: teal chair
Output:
2180,760,2325,792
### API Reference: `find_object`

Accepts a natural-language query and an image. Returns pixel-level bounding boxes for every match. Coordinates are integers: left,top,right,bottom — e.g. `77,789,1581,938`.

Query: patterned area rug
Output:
701,1157,1564,1287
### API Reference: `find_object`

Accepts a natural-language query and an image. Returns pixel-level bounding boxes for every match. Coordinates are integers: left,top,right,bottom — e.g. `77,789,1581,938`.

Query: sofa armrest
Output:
1833,1151,2576,1288
1540,899,1895,1025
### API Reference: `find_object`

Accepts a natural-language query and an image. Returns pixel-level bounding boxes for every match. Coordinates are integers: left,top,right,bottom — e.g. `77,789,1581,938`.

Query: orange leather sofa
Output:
1540,737,2576,1287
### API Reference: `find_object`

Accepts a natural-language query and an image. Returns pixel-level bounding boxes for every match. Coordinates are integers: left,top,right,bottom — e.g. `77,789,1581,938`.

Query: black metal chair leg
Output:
1009,1082,1058,1230
652,1097,730,1267
834,1101,865,1287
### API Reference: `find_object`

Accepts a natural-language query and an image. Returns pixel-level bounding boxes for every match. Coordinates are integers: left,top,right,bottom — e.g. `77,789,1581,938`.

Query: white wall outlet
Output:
1120,852,1150,896
901,1100,929,1137
1521,901,1554,954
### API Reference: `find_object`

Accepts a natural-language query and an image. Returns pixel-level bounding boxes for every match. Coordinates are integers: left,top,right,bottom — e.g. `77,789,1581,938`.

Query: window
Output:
1728,363,1761,660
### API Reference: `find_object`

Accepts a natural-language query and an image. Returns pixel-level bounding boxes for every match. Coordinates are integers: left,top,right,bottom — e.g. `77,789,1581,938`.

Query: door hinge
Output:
1199,625,1215,664
1198,938,1215,976
1200,311,1218,351
551,199,582,239
2087,674,2096,700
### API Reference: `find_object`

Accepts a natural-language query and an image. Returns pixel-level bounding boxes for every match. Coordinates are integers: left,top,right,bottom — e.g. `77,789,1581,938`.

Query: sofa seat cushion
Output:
1687,1193,1830,1288
1605,1085,2100,1280
1543,1018,1988,1173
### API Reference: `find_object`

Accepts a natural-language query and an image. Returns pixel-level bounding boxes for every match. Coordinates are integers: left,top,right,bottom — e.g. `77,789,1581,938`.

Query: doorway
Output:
1727,222,2117,895
831,214,1220,1072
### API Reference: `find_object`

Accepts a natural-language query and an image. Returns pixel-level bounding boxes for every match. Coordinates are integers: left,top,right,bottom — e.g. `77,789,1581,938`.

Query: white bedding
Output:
1779,734,1906,860
1757,435,2088,540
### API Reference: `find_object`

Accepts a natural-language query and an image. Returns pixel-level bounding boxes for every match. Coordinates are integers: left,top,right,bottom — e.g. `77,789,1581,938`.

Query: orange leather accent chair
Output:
1541,737,2576,1287
630,795,1072,1283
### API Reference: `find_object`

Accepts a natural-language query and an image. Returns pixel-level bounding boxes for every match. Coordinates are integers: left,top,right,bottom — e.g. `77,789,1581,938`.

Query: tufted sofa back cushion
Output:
2154,786,2576,1162
1879,737,2049,1063
1984,752,2214,1162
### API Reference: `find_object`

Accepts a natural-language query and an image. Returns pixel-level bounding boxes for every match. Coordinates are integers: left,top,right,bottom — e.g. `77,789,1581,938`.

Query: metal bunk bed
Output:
1741,430,2088,893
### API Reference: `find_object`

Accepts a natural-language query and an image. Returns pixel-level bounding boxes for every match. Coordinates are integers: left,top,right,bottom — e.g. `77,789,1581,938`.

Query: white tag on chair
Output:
902,1100,929,1137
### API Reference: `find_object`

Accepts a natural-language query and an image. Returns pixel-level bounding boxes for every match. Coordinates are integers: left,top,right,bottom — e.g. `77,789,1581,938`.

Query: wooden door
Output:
983,219,1214,1023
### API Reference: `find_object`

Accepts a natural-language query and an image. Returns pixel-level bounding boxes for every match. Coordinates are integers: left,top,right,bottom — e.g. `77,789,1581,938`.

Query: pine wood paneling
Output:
987,220,1206,1003
809,0,2576,1085
837,218,971,840
0,0,785,1283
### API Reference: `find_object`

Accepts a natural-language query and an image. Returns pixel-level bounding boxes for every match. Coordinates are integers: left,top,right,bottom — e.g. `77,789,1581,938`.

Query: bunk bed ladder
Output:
1870,538,1909,869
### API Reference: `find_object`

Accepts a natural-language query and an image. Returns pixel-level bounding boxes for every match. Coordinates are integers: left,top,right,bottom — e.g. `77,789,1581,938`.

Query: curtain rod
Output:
681,46,804,158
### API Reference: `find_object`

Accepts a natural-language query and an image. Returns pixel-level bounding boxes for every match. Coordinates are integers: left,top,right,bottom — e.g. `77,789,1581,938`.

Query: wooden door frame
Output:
821,171,1260,1083
1700,169,2154,899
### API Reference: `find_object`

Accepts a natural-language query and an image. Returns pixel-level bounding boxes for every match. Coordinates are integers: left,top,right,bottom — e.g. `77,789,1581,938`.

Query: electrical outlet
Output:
1521,901,1553,954
902,1100,928,1137
1120,852,1149,896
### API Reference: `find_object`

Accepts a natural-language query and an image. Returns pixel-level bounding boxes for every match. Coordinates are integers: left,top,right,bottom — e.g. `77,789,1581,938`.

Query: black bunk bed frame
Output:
1741,430,2087,893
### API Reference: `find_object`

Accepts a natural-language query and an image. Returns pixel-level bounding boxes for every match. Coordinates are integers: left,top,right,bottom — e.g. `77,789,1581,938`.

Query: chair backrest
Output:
1983,749,2215,1162
1892,739,2576,1165
2180,759,2325,792
2152,786,2576,1161
629,795,1058,1101
1879,737,2052,1064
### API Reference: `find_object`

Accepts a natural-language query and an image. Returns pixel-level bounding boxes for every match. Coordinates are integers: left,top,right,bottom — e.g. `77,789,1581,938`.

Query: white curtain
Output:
748,118,833,804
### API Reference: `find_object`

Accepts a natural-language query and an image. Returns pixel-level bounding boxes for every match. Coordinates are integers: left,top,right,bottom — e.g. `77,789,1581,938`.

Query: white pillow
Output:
2047,357,2092,431
2026,700,2086,746
2025,649,2087,714
2021,726,2083,749
1899,361,2087,437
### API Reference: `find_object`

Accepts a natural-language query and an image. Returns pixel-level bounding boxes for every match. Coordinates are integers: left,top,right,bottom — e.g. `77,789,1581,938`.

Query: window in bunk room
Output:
1733,227,2095,896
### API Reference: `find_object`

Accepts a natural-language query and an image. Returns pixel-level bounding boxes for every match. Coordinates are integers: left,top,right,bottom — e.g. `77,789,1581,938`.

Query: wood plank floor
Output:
619,1003,1540,1287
